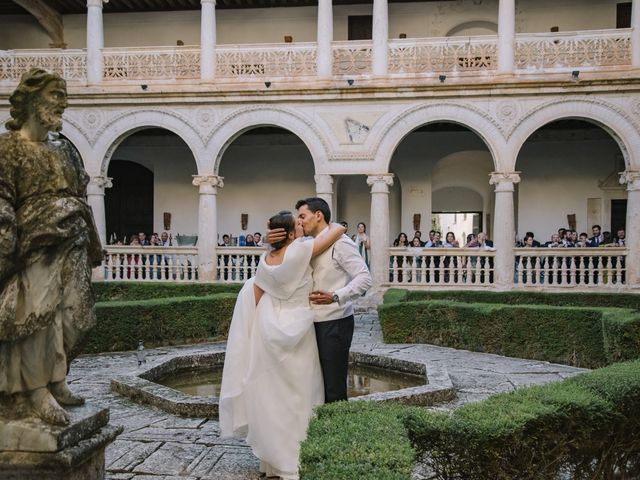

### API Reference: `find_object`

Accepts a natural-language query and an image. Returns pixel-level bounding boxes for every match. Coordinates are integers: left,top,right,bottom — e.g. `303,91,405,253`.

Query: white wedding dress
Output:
219,238,324,480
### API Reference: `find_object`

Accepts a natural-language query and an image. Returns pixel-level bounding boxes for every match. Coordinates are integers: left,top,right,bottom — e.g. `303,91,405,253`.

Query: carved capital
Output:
87,0,108,8
619,170,640,191
367,174,394,194
193,175,224,193
87,175,112,195
489,171,521,192
314,174,334,194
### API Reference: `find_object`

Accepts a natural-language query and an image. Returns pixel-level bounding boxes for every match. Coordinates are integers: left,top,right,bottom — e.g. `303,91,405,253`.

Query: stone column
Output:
87,175,112,246
315,174,334,212
367,174,394,288
193,175,224,282
620,170,640,286
490,172,520,290
317,0,333,78
372,0,389,76
200,0,217,82
86,0,106,84
632,0,640,67
497,0,515,74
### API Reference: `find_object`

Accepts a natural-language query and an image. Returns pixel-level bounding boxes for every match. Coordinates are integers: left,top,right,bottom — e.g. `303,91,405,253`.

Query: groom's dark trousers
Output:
314,315,355,403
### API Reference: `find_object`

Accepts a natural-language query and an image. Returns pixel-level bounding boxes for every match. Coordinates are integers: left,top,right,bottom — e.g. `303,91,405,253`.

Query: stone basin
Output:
111,351,455,418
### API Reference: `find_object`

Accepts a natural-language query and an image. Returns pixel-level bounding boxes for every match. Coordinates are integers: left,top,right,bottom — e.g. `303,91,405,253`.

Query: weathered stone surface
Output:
0,403,109,452
0,424,121,480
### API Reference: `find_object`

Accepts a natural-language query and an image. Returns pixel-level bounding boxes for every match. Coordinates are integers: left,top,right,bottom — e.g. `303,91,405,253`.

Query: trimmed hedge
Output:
85,293,237,353
300,401,414,480
379,290,640,367
93,281,241,302
300,360,640,480
395,289,640,310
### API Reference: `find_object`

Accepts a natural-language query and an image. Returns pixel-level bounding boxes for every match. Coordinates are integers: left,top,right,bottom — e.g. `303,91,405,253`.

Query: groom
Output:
268,197,372,402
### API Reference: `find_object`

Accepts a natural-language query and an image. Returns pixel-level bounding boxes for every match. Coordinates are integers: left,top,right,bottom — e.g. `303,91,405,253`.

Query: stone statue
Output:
0,69,103,426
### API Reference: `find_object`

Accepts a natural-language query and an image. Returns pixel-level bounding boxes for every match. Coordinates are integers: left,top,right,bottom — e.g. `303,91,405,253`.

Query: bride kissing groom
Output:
219,197,372,480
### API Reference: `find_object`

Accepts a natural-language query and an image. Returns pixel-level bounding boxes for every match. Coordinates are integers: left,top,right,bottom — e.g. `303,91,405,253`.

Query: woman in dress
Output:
354,221,370,268
219,211,346,480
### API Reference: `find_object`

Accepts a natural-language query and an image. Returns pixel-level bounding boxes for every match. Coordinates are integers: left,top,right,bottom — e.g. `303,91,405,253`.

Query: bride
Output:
219,210,346,480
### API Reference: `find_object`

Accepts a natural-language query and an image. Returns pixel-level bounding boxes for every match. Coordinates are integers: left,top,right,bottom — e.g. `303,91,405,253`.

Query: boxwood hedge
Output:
300,360,640,480
379,290,640,368
83,282,241,353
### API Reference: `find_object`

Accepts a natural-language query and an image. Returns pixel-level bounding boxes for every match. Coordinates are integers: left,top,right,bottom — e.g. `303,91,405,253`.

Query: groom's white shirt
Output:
310,227,372,322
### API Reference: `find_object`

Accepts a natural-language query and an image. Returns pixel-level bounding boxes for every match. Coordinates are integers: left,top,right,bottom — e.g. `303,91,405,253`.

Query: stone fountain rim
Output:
110,350,455,417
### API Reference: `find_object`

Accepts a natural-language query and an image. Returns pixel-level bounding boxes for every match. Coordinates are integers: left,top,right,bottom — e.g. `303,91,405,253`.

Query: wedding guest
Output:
444,232,459,248
588,225,604,247
354,222,370,267
254,232,263,247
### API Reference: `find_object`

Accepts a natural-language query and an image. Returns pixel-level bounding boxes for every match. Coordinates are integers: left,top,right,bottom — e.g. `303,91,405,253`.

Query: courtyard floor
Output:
67,312,587,480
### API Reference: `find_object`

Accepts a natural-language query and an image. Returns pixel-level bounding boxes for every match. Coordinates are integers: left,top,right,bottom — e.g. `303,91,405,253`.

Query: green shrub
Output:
403,290,640,310
300,401,414,480
300,361,640,480
85,293,237,353
379,291,640,367
92,281,241,302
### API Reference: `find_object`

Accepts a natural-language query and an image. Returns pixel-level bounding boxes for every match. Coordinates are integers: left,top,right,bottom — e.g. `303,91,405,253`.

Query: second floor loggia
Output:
0,0,639,88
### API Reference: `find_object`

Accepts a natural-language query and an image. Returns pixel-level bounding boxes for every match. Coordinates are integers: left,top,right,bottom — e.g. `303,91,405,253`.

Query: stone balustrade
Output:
0,29,632,85
215,247,266,283
101,246,199,282
514,247,627,290
98,245,630,293
387,247,496,288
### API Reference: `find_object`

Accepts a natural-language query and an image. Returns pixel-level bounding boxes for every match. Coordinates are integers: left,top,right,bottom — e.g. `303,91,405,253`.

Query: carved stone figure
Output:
0,69,103,426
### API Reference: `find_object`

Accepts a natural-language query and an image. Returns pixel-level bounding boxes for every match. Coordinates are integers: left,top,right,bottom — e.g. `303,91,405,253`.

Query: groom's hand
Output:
266,228,287,245
309,290,333,305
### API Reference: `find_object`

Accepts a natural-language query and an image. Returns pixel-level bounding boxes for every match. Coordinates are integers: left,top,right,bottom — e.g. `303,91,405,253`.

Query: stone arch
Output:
510,98,640,170
60,118,93,170
92,109,204,175
374,103,504,173
446,20,498,37
207,107,329,175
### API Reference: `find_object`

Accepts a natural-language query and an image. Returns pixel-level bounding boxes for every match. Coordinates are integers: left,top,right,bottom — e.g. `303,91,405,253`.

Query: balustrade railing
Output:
515,28,631,71
332,40,372,76
102,46,200,81
389,36,497,75
0,29,633,85
216,42,317,79
101,246,199,282
0,49,87,82
216,247,266,283
387,248,495,287
514,247,627,288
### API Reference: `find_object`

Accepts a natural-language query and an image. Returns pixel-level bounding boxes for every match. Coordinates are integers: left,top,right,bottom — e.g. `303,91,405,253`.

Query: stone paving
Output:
67,312,587,480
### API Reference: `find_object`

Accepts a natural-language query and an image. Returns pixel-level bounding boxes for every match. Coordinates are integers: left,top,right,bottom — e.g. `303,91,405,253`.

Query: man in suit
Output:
588,225,604,247
267,197,372,403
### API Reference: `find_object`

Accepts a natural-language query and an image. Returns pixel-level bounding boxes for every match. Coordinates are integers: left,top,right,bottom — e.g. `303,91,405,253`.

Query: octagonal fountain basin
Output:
111,351,454,418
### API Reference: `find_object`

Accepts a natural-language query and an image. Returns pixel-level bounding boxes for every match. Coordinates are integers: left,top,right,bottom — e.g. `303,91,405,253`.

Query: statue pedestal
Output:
0,404,122,480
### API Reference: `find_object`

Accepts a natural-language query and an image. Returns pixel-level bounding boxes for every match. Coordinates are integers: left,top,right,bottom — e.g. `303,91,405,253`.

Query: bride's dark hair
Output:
268,210,296,250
